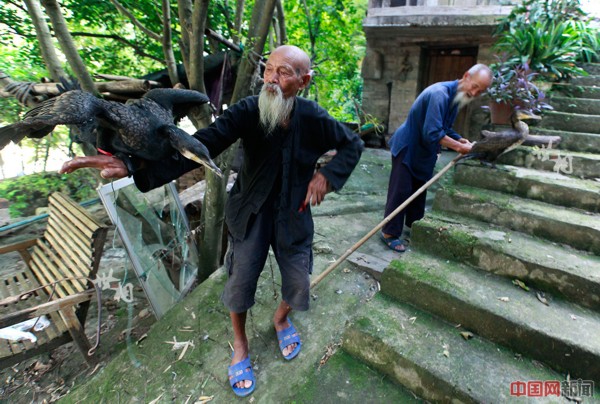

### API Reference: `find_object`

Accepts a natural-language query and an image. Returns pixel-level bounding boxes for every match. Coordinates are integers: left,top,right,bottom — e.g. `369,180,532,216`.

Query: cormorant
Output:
460,109,541,168
0,88,222,177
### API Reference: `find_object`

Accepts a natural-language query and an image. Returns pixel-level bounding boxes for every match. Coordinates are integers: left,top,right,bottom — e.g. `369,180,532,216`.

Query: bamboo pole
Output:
310,153,463,289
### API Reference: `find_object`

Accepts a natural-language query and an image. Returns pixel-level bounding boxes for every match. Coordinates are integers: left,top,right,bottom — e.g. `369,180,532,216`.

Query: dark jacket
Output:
133,96,364,243
388,80,462,181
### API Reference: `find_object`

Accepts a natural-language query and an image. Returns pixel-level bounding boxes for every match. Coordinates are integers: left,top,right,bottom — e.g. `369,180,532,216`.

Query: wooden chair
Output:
0,192,108,368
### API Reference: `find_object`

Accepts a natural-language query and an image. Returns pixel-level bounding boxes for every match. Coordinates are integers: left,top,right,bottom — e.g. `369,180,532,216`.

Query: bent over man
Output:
380,64,492,253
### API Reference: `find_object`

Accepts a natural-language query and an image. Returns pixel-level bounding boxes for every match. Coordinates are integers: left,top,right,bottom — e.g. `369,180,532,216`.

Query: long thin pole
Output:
310,154,463,289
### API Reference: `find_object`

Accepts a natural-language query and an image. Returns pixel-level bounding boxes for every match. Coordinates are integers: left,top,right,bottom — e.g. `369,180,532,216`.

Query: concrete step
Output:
410,214,600,311
538,110,600,133
568,75,600,87
552,83,600,100
432,185,600,255
453,164,600,212
547,96,600,116
297,349,421,402
529,127,600,154
343,293,572,403
497,146,600,180
378,252,600,382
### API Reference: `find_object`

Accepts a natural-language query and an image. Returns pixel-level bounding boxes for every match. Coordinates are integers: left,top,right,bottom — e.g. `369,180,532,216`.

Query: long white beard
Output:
453,91,473,110
258,83,295,135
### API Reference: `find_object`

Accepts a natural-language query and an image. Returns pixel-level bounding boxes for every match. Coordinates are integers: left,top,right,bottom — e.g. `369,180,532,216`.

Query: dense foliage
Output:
493,0,598,81
0,169,98,217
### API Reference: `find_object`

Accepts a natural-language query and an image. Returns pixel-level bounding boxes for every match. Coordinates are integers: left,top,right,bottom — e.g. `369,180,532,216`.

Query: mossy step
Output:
380,252,600,382
411,214,600,311
583,63,600,76
530,127,600,153
547,96,600,116
498,146,600,179
433,185,600,255
551,83,600,100
343,293,574,403
296,349,421,403
453,164,600,212
538,110,600,133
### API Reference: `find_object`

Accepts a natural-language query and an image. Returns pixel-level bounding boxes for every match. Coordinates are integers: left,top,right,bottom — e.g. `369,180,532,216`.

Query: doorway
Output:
419,46,478,135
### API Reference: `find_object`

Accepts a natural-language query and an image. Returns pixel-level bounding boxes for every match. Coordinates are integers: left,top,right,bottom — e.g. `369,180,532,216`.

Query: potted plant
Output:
486,63,553,125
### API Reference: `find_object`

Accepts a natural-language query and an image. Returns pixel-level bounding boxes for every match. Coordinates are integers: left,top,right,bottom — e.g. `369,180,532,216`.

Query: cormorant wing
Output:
0,91,104,150
143,88,210,122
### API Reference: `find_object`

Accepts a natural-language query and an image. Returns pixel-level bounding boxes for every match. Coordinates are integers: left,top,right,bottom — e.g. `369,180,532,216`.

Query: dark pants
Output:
382,149,427,238
221,201,312,314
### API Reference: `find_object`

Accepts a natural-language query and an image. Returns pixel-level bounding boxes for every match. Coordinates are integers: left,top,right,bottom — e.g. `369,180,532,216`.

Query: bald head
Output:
270,45,311,77
458,63,493,100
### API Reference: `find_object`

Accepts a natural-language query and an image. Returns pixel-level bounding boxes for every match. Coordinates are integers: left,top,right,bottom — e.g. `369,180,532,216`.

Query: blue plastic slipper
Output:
277,318,302,360
379,232,406,253
228,355,256,397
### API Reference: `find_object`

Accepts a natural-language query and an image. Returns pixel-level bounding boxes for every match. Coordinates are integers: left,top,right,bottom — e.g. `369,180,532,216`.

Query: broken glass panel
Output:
98,177,198,318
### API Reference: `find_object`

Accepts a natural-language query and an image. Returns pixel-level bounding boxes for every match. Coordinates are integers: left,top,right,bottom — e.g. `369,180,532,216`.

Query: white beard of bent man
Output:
453,90,474,110
258,83,295,135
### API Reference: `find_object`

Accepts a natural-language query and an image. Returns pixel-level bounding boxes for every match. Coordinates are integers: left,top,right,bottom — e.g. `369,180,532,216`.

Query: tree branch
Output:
108,0,161,41
69,32,164,63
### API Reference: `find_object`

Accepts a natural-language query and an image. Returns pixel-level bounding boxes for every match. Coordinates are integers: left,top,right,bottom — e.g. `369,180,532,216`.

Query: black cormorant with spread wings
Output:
459,109,541,168
0,88,222,177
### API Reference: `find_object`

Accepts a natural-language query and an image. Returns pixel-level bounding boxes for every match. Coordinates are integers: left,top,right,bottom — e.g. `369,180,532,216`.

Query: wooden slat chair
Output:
0,192,108,368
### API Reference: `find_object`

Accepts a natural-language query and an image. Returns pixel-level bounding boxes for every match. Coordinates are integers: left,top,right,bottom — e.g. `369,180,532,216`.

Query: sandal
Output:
277,318,302,360
379,232,406,253
228,356,256,397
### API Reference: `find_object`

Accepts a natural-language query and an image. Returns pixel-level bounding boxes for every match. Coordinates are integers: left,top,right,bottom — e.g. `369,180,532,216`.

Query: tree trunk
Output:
161,0,180,86
23,0,66,82
275,0,287,45
40,0,97,95
233,0,245,45
176,0,193,71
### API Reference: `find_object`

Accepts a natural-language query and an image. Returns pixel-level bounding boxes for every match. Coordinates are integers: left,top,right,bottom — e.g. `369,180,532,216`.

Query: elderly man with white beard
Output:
380,64,492,253
60,45,363,397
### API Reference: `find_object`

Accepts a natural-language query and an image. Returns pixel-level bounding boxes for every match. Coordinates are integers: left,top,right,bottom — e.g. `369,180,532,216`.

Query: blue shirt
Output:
388,80,462,181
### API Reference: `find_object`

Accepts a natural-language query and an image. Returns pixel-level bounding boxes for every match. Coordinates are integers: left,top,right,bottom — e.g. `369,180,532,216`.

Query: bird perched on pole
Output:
0,88,223,177
459,109,541,169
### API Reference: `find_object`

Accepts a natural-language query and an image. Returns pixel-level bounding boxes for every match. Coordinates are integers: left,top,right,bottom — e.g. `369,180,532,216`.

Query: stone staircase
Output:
341,63,600,402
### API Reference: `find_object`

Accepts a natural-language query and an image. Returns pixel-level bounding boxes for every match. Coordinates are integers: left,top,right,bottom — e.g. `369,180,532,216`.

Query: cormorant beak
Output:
516,110,542,121
182,148,223,178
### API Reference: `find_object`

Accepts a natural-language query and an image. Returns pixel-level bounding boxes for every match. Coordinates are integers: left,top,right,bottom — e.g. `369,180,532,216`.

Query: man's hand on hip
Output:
303,171,330,209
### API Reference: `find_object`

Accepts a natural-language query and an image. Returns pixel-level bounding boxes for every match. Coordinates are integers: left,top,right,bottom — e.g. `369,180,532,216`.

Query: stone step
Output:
432,185,600,255
378,252,600,382
568,75,600,87
497,146,600,180
538,110,600,133
583,63,600,76
297,349,421,402
547,96,600,116
529,127,600,154
453,164,600,212
343,293,572,403
410,214,600,311
551,83,600,100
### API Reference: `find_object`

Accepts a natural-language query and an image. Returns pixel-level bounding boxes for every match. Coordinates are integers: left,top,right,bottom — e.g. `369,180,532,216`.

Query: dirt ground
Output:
0,204,157,403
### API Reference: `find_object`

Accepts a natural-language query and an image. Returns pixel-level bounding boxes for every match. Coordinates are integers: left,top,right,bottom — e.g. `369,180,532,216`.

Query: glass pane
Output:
98,177,198,318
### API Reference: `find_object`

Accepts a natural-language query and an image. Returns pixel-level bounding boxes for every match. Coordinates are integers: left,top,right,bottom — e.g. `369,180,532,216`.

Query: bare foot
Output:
274,318,298,357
